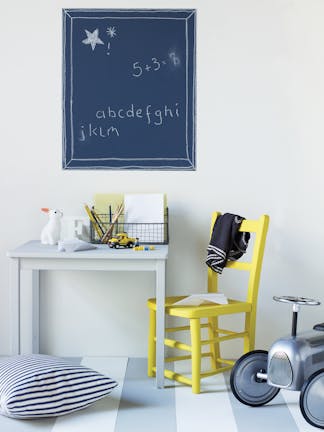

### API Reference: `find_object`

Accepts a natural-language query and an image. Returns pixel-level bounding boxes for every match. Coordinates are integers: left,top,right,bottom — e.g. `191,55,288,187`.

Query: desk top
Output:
7,241,168,260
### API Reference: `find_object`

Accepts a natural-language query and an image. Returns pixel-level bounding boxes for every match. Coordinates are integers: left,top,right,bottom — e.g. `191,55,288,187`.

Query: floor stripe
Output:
115,358,177,432
281,389,318,431
174,362,238,432
223,372,300,432
0,415,55,432
0,357,319,431
51,356,128,432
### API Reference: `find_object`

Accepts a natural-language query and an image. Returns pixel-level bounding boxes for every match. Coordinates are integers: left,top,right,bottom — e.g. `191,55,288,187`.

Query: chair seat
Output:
147,296,252,319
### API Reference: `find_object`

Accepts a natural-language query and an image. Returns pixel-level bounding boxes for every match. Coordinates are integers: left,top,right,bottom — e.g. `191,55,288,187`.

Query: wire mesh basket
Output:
90,208,169,245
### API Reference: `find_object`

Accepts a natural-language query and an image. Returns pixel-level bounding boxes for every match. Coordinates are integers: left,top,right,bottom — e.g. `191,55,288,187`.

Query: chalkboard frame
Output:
62,9,196,170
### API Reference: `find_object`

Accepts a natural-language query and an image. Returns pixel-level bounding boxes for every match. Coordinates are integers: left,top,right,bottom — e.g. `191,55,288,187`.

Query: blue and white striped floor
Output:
0,357,318,432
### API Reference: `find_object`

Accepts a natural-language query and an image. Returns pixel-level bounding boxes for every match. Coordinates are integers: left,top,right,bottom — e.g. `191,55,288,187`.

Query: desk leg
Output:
155,260,165,388
10,259,20,355
20,270,40,354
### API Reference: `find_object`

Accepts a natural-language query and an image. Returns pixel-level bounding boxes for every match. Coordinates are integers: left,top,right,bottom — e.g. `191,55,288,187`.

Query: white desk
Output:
7,241,168,388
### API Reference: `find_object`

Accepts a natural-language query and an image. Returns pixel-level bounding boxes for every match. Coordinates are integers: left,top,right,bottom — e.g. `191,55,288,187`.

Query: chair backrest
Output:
207,212,270,304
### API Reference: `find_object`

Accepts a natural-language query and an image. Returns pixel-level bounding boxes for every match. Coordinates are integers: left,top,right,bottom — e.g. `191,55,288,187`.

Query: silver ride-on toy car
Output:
230,295,324,429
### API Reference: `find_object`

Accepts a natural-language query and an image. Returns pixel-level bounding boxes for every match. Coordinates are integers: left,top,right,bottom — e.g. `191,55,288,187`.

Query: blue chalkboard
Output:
62,9,196,170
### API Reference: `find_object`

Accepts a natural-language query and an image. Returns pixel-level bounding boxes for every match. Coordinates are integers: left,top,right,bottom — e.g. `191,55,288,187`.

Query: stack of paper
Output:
124,193,164,243
172,293,228,306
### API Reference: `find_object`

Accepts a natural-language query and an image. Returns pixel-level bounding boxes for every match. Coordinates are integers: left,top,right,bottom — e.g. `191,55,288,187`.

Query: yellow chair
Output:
147,212,269,393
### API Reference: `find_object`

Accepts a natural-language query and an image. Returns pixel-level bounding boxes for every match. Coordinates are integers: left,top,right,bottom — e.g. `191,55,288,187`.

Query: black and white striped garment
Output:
206,213,250,274
0,354,118,419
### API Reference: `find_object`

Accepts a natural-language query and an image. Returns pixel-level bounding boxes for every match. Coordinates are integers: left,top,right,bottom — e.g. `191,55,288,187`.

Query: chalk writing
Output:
106,26,117,55
169,52,180,66
95,103,180,125
132,62,144,78
106,42,111,55
78,102,180,142
79,124,119,141
131,54,179,78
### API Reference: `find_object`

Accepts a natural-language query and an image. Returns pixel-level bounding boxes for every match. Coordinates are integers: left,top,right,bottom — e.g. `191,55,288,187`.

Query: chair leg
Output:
208,317,220,370
243,311,255,353
148,309,156,377
190,318,201,394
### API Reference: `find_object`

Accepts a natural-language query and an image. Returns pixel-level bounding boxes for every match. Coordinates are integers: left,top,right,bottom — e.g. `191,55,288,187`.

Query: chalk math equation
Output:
131,52,181,78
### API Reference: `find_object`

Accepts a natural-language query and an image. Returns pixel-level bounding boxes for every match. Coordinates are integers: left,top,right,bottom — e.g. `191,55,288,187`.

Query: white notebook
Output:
172,293,228,306
124,193,164,243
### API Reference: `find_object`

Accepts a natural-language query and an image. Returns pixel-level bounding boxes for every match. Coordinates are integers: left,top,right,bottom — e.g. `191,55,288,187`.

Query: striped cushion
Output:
0,354,118,419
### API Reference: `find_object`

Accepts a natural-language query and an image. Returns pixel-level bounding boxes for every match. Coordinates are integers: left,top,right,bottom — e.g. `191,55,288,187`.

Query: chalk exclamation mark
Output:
107,42,111,55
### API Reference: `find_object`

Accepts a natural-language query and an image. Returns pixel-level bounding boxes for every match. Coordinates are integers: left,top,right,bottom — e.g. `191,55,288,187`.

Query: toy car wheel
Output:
115,244,120,249
300,369,324,429
230,350,280,407
127,242,134,248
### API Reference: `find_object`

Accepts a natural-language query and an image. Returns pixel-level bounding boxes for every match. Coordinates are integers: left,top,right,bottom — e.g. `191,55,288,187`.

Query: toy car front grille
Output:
268,351,293,387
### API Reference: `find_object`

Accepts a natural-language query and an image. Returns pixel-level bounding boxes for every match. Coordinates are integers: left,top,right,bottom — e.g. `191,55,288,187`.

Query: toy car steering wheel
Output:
273,296,320,337
273,296,320,306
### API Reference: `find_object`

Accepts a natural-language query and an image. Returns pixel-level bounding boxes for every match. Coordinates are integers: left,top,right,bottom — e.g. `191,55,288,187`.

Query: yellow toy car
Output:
108,232,138,248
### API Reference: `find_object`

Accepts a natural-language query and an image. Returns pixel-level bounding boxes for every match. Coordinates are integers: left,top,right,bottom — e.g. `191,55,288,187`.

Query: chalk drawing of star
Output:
82,29,104,51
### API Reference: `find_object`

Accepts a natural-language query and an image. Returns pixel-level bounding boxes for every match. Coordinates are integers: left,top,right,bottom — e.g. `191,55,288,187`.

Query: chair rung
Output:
165,352,211,363
217,358,235,366
161,324,247,335
166,325,190,333
200,365,233,378
216,328,239,335
166,354,191,362
154,365,233,382
165,370,192,386
201,331,247,345
157,330,247,351
164,338,191,351
162,326,246,337
166,323,228,333
152,367,192,386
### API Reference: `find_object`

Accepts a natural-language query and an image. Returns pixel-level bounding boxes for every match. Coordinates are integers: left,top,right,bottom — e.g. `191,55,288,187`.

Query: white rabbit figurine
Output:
41,208,63,245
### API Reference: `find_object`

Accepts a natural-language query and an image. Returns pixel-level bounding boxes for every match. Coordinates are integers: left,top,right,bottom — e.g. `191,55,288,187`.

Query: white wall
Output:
1,0,324,357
